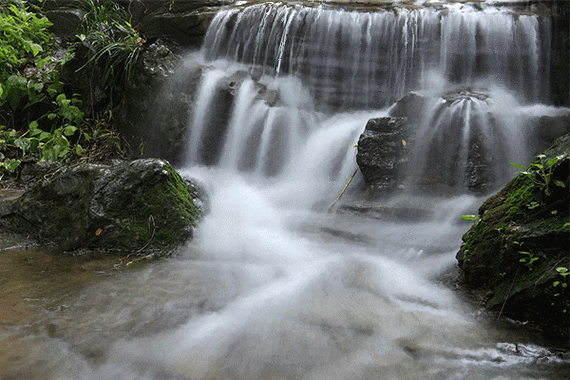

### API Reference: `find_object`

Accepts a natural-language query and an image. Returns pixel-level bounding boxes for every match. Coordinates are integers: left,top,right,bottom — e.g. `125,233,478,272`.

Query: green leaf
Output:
75,144,84,156
63,125,77,136
7,159,21,172
56,93,66,104
547,156,560,166
71,96,82,106
510,162,526,170
29,43,42,56
29,120,38,130
46,86,59,98
14,138,30,155
555,180,565,188
32,82,44,92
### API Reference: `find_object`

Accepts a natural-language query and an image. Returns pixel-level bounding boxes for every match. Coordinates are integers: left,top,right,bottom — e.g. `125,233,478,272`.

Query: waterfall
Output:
25,3,568,380
177,1,565,196
202,2,551,110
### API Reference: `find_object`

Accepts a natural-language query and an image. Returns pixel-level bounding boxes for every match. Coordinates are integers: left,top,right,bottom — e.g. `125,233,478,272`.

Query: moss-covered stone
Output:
456,133,570,345
0,159,203,255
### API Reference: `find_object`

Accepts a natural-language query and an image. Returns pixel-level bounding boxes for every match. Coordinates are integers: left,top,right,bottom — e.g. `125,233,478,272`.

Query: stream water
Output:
1,1,570,379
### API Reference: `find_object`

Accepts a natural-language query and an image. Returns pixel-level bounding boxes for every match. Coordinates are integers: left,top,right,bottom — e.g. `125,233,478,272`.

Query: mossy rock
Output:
0,159,203,254
456,133,570,344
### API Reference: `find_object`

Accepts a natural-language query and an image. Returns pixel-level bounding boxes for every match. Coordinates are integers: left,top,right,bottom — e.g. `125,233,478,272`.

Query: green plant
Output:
0,0,131,182
511,154,566,197
553,266,569,313
519,251,539,270
553,266,569,289
0,1,56,113
461,214,480,224
77,0,145,106
0,1,88,175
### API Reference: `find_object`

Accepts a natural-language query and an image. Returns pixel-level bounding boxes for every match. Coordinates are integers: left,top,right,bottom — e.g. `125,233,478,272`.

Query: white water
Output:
203,2,551,109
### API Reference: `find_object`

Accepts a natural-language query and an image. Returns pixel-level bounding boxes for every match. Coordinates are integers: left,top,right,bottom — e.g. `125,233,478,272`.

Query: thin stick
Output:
328,167,359,212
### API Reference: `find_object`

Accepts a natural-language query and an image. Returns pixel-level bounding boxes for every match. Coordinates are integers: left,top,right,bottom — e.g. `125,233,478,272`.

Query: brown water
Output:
0,234,124,376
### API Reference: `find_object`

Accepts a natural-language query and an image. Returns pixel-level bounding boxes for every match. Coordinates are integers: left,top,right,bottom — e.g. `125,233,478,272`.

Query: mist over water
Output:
2,2,570,379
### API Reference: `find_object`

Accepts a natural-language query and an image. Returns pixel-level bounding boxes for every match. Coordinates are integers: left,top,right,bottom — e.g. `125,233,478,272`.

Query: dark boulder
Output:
40,0,229,48
0,159,203,254
124,0,223,47
456,133,570,345
115,40,190,164
388,91,432,126
356,117,413,194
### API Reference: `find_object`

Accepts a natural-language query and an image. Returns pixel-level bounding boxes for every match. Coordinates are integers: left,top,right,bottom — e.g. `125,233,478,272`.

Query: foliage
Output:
510,154,566,197
0,0,132,183
0,0,57,116
518,251,539,270
461,214,480,224
552,266,569,314
77,0,145,107
0,0,82,178
0,93,82,169
0,1,51,80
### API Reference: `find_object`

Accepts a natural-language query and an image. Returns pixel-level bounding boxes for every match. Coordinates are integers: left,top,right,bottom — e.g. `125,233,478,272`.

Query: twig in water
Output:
328,167,359,213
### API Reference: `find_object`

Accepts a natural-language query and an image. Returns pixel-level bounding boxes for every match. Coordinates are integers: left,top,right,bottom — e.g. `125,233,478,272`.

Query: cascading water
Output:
2,2,569,380
202,2,551,109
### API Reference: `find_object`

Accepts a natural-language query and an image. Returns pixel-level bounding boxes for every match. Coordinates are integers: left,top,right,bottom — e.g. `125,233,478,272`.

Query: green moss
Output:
163,164,198,225
91,161,201,252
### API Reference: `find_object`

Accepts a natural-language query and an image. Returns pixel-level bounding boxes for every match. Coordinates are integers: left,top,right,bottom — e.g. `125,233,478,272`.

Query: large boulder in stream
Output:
0,159,203,254
358,92,570,196
356,117,413,194
456,133,570,344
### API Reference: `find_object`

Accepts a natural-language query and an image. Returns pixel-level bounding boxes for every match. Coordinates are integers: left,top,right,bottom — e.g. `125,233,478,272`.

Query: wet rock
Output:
115,40,188,164
140,63,283,166
456,133,570,345
0,159,203,254
356,117,413,194
130,1,221,47
527,113,570,155
388,91,432,126
41,0,229,48
336,204,432,223
42,8,83,38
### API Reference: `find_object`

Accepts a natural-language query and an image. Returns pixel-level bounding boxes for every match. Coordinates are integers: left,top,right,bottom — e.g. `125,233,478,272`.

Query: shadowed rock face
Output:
41,0,230,48
356,91,570,196
456,133,570,344
0,159,203,253
356,117,412,194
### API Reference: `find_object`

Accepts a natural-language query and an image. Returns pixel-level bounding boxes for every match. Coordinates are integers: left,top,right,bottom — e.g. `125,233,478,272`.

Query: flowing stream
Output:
1,1,570,379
